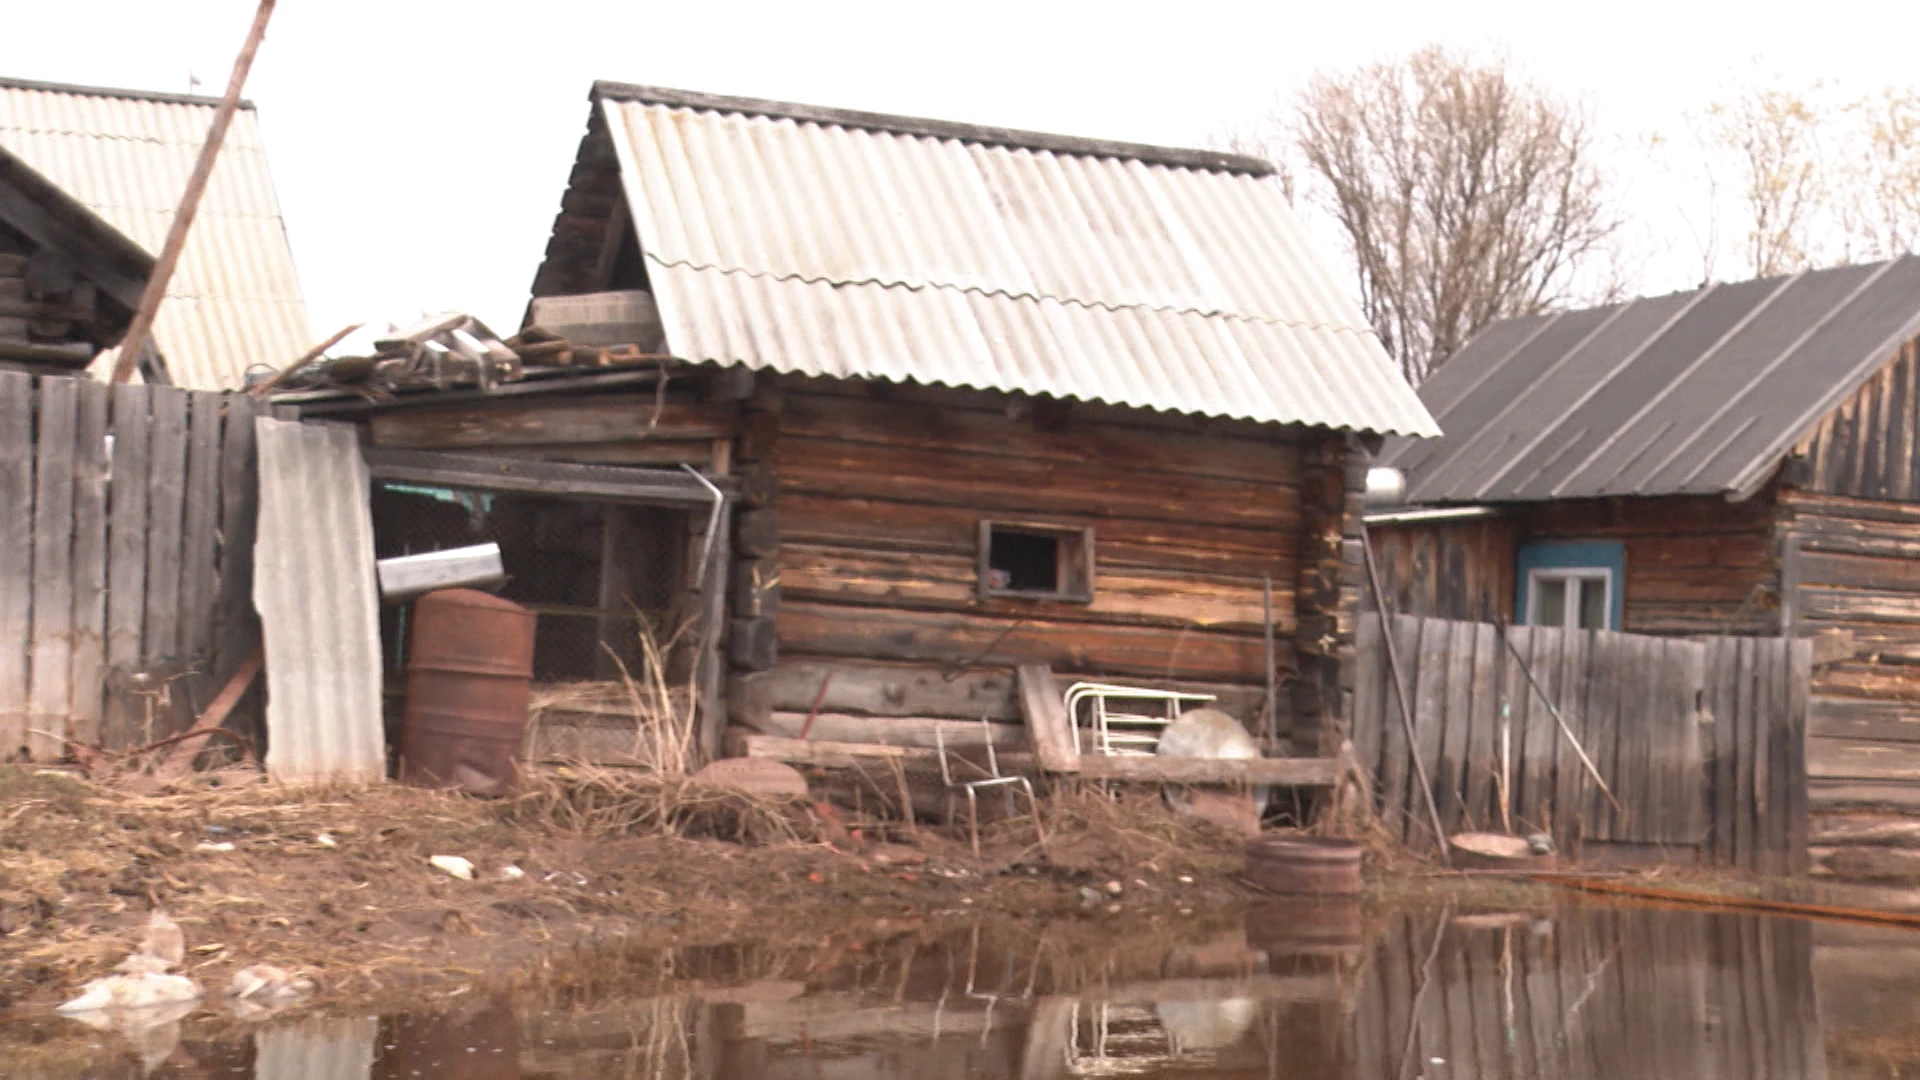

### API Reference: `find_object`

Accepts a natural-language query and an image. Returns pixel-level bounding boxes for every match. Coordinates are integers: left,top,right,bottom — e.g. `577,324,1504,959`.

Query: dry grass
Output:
498,762,811,844
523,618,704,774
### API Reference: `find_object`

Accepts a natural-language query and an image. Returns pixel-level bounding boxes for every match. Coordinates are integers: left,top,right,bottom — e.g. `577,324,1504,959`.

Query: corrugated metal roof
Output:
253,418,384,785
1382,257,1920,503
581,84,1435,436
0,77,311,389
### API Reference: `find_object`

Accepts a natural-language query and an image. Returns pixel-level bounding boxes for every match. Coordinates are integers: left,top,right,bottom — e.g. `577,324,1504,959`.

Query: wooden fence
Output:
0,372,261,759
1353,613,1811,871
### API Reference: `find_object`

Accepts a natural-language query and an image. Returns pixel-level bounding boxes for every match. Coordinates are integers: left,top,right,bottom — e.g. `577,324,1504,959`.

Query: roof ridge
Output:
640,254,1380,337
0,74,253,110
592,81,1274,177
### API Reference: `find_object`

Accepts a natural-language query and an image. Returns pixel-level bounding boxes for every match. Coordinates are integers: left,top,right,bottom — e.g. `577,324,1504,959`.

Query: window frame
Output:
1524,566,1614,631
1515,540,1625,631
977,520,1096,603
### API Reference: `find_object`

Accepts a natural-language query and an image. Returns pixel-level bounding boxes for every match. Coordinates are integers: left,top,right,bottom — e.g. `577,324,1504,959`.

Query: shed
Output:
1373,257,1920,878
285,82,1435,789
0,76,311,389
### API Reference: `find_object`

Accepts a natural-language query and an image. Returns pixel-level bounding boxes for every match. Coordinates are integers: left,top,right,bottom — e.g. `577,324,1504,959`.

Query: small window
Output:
979,521,1094,602
1516,540,1623,631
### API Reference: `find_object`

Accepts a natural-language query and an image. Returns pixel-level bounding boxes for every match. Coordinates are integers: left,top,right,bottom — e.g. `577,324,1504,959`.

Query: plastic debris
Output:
429,855,475,880
195,841,236,853
499,865,525,882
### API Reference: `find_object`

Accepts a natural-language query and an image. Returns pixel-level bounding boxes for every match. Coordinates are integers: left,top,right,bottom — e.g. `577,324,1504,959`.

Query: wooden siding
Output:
1799,337,1920,501
1365,516,1515,622
753,380,1309,738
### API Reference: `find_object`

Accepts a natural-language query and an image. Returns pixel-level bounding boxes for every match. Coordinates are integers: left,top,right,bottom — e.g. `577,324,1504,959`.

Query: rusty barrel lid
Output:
1244,834,1363,897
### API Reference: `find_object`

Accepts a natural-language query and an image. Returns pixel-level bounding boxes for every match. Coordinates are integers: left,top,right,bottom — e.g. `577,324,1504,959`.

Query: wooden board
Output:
67,380,109,747
213,395,260,690
748,711,1024,750
725,730,1036,774
1074,754,1338,786
0,372,32,756
367,394,734,448
177,391,224,663
103,384,151,749
1350,614,1386,795
731,660,1020,724
142,386,188,670
1435,618,1477,835
1017,664,1079,773
1460,621,1500,833
26,376,77,758
1408,616,1449,848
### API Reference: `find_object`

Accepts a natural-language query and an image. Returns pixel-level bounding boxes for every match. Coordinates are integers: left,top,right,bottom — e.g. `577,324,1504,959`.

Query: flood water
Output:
11,899,1920,1079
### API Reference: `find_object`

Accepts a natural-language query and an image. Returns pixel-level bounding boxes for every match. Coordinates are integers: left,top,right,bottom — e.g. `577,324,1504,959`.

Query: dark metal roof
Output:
0,74,253,111
1381,257,1920,503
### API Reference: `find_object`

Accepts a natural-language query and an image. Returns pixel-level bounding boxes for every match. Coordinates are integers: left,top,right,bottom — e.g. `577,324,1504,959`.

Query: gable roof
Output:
1380,256,1920,503
0,76,311,388
530,82,1438,437
0,140,153,311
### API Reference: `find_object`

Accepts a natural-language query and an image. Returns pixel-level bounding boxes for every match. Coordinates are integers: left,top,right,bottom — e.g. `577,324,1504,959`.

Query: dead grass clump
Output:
500,763,811,844
1012,783,1246,878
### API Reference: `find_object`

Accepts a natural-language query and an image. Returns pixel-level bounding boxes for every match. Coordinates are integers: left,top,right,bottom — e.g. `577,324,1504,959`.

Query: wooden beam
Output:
750,710,1025,750
726,730,1036,773
360,447,724,505
1017,664,1081,773
111,0,277,383
153,647,261,780
1076,754,1339,786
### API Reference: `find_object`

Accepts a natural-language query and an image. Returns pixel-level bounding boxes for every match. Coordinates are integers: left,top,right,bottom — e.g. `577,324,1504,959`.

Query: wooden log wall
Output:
366,390,733,472
729,376,1308,746
1783,488,1920,879
1364,515,1516,623
1353,907,1823,1080
1352,612,1808,870
0,373,259,759
1292,436,1367,757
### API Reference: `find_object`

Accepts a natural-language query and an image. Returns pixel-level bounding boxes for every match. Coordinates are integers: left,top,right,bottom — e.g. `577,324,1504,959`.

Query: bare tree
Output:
1703,87,1831,276
1845,88,1920,259
1290,47,1621,383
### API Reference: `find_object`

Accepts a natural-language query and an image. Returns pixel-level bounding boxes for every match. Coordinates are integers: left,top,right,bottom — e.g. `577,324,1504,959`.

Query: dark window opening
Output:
979,521,1094,602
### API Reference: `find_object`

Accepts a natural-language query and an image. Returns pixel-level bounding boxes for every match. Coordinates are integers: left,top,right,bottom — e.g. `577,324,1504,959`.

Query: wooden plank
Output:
730,660,1020,724
1807,736,1920,780
67,380,109,747
177,391,223,663
1518,625,1562,836
1581,631,1622,844
1075,753,1338,786
366,395,734,448
1808,694,1920,742
727,731,1035,774
212,395,260,690
1551,628,1592,848
26,378,78,758
1458,623,1499,833
102,384,150,749
0,372,33,757
751,710,1024,750
697,497,732,765
1755,636,1783,873
142,386,188,669
1704,638,1735,864
465,440,720,468
1733,638,1759,871
1404,617,1448,848
1017,664,1080,773
1377,615,1418,842
1809,780,1920,812
1437,618,1477,835
1786,639,1812,875
1675,640,1711,847
1352,613,1386,798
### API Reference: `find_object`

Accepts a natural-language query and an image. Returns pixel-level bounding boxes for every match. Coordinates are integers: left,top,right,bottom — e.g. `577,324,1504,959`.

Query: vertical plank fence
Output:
1354,613,1811,871
0,373,260,759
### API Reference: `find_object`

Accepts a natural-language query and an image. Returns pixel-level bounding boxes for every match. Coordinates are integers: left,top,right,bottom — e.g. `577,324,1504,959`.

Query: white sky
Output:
6,0,1920,345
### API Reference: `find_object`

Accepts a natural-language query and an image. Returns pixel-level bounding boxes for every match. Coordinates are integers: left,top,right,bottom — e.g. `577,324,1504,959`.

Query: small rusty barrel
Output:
1244,835,1363,896
399,589,535,796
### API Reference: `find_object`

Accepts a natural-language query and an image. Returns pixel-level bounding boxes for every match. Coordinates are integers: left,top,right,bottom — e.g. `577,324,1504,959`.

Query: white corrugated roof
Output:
587,84,1436,436
0,77,311,390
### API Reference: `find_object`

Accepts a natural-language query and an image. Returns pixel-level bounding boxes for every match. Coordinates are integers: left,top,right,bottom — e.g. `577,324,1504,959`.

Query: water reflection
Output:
16,900,1917,1079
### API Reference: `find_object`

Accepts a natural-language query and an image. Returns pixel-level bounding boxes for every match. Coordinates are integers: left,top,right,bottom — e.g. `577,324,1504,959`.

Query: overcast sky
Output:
6,0,1920,347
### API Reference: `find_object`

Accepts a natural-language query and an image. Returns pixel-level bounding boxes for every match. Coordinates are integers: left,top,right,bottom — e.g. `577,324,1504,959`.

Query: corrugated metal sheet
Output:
1383,256,1920,503
254,1019,377,1080
592,85,1436,436
0,77,311,390
253,418,384,785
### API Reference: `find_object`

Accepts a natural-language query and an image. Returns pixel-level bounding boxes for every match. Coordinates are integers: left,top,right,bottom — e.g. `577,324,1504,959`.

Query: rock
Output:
1448,832,1533,860
694,757,809,798
58,972,202,1014
195,841,235,853
1103,880,1125,898
429,855,475,880
1078,886,1102,907
1527,832,1555,855
499,865,526,881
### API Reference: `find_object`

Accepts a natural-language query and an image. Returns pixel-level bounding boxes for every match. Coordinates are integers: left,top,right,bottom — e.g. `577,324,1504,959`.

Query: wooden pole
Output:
109,0,278,385
1359,526,1451,865
248,322,364,396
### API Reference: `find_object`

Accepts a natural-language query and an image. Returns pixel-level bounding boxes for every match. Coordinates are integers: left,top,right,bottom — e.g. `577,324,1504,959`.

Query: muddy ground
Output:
0,765,1382,1011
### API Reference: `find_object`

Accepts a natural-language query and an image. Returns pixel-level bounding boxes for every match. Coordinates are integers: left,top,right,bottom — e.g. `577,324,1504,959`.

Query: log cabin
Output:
1370,257,1920,878
287,82,1437,789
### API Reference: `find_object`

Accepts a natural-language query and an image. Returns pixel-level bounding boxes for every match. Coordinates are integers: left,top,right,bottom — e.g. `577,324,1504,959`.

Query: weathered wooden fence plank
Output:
1552,628,1592,846
1518,625,1562,834
142,386,188,676
1496,624,1531,834
1352,613,1384,792
1437,618,1476,835
1410,617,1450,849
1378,614,1418,841
1754,636,1780,873
1461,622,1499,834
212,394,262,738
1785,638,1811,875
0,372,33,758
1674,639,1710,846
1733,637,1759,871
103,383,151,749
1582,631,1622,842
67,380,110,747
26,377,78,759
1707,637,1737,864
178,392,224,666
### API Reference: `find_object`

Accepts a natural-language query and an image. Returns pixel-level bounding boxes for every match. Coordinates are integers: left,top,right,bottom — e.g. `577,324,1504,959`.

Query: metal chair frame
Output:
935,718,1045,858
1063,681,1217,756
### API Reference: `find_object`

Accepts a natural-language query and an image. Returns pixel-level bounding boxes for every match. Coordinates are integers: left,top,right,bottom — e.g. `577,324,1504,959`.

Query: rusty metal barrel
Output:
1244,835,1363,896
399,588,535,796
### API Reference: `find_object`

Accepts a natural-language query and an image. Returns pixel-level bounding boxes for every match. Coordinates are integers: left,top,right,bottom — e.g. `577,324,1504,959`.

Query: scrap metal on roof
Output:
564,82,1435,436
1382,256,1920,503
0,76,311,389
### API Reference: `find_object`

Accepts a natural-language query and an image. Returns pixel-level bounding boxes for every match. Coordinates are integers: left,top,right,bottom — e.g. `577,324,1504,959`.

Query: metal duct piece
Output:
376,543,506,602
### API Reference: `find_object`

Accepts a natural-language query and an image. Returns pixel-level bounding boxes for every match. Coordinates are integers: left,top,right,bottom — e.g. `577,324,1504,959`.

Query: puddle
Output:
8,899,1919,1078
